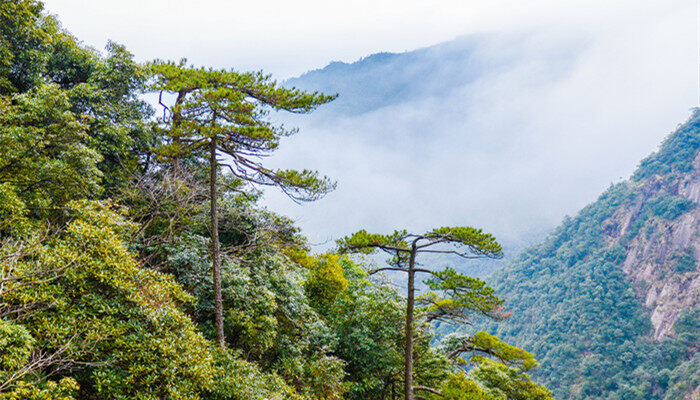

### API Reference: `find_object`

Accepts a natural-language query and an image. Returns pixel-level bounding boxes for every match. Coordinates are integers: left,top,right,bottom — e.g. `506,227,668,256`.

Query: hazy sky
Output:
42,0,699,251
42,0,699,79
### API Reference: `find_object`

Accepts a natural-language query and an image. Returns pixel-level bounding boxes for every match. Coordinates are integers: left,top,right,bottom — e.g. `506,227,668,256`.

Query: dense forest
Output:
0,1,555,399
480,111,699,399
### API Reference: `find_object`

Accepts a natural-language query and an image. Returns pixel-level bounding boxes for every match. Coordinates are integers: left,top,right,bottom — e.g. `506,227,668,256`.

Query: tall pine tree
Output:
150,61,336,348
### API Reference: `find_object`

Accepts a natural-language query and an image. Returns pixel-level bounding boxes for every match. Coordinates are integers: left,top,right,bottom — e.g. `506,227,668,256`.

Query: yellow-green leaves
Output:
469,357,554,400
470,332,537,370
1,201,216,398
304,254,349,310
272,169,337,202
206,347,303,400
440,372,499,400
0,84,103,223
443,331,537,371
338,226,503,258
0,378,78,400
0,320,33,372
0,0,50,94
439,356,552,400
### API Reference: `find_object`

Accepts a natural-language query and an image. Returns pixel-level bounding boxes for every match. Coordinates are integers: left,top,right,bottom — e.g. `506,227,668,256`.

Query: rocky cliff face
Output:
482,110,699,400
604,152,699,340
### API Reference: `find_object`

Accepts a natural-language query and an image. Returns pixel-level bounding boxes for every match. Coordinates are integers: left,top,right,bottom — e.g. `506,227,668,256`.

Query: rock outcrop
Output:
484,110,699,400
606,152,700,339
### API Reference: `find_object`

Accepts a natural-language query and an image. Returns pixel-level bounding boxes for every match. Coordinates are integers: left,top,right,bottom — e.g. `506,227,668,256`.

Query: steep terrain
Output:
482,110,699,399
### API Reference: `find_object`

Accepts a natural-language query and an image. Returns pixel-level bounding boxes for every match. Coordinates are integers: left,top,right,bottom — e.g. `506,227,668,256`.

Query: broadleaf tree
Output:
149,60,336,348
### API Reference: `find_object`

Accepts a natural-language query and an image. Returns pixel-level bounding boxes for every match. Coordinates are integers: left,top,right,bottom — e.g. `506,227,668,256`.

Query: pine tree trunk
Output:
210,138,225,349
172,90,186,173
404,246,417,400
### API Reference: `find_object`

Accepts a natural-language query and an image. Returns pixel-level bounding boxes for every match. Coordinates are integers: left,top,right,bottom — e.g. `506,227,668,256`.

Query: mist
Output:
261,2,698,255
42,0,697,257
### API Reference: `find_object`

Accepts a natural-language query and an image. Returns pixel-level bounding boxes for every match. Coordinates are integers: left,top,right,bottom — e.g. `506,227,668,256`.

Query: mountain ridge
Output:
481,110,699,399
286,36,486,116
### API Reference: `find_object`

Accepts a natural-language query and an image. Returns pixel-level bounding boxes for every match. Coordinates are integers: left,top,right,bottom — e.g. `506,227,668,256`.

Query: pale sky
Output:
42,0,698,79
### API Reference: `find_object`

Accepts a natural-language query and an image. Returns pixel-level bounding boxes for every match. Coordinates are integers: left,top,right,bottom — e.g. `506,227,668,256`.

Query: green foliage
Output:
148,60,336,201
671,247,697,274
484,197,676,398
438,361,553,400
220,255,345,400
304,254,349,311
662,356,699,400
69,41,153,193
658,308,700,399
2,1,152,200
204,348,301,400
0,320,33,372
0,3,555,399
481,111,700,399
443,331,537,371
426,227,503,258
469,358,553,400
324,276,406,399
0,0,49,94
0,8,153,220
338,227,503,260
422,268,504,323
336,229,410,253
146,199,346,399
440,372,498,400
647,192,695,220
0,183,32,236
1,201,215,399
0,84,103,221
337,227,547,399
634,109,700,181
0,378,78,400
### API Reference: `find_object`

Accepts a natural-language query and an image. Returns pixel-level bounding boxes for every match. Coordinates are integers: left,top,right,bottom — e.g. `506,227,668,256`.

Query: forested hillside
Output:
482,111,699,399
0,1,553,399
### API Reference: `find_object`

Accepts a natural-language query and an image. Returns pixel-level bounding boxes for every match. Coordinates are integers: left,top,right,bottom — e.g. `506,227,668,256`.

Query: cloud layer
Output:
41,0,697,256
262,2,698,252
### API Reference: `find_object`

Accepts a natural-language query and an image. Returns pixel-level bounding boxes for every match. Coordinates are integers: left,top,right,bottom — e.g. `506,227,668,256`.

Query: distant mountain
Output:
480,111,699,399
267,33,693,260
287,37,487,116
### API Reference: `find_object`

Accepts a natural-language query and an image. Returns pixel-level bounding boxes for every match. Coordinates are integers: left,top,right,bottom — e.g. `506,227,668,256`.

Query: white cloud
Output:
260,1,698,247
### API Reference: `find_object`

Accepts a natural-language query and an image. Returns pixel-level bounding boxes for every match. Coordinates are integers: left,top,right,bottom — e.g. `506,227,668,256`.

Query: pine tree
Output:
338,227,505,400
150,61,336,348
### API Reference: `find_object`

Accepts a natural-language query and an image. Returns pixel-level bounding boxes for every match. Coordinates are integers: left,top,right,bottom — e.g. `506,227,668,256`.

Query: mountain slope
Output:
483,110,699,399
286,38,487,116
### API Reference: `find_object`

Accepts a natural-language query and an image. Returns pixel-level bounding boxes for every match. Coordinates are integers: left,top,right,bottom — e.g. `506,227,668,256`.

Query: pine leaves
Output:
149,60,337,202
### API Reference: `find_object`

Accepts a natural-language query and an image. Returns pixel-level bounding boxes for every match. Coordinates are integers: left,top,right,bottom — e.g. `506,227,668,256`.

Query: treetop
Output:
148,59,337,114
337,226,503,259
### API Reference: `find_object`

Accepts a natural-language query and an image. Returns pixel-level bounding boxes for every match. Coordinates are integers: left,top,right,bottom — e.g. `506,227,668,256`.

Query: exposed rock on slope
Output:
622,154,700,340
483,110,699,400
606,152,699,339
